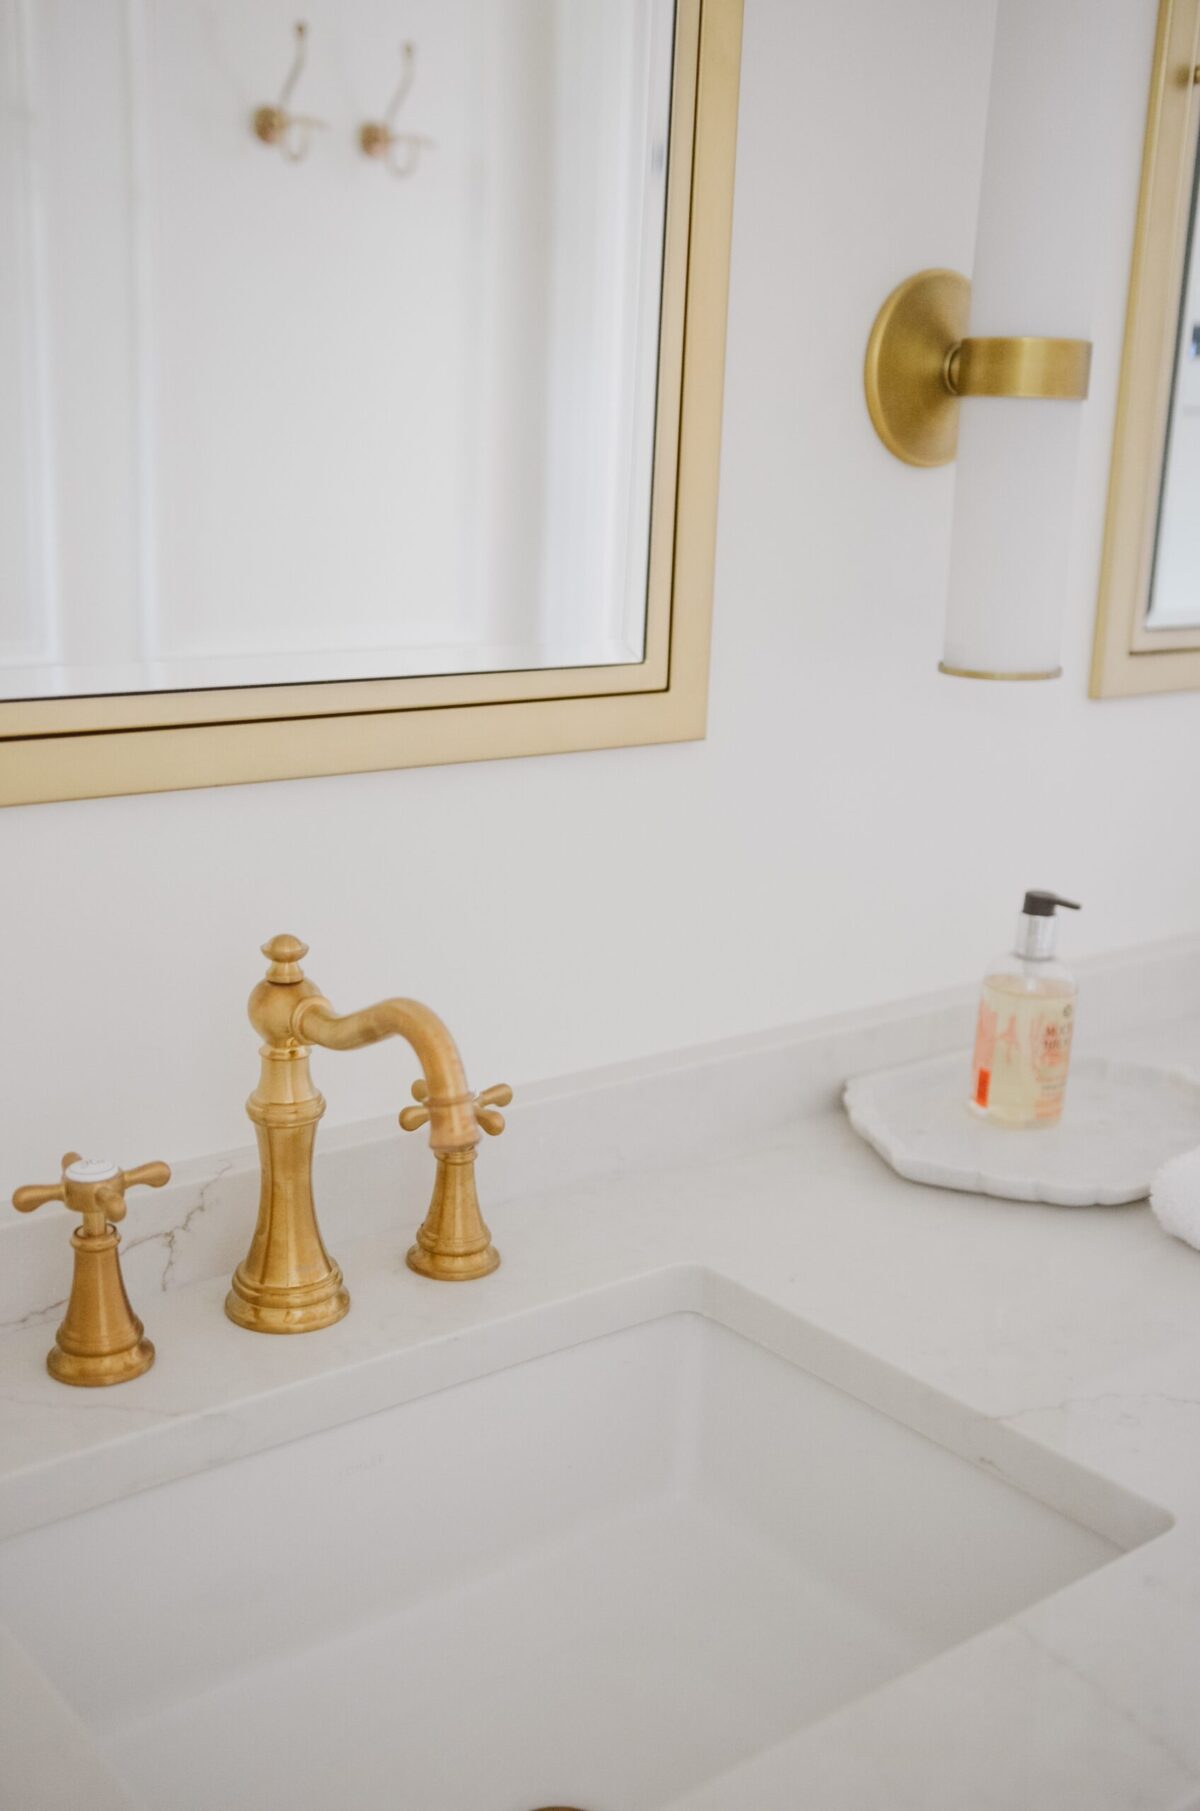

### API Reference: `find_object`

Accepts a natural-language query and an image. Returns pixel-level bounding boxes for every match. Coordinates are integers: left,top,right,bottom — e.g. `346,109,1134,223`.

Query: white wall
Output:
3,0,1196,1194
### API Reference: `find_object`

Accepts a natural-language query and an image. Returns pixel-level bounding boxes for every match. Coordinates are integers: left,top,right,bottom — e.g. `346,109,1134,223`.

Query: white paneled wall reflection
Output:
1149,189,1200,630
0,0,673,697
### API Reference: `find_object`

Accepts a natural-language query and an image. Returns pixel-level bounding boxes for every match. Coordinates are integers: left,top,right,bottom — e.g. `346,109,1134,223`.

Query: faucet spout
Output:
293,994,480,1156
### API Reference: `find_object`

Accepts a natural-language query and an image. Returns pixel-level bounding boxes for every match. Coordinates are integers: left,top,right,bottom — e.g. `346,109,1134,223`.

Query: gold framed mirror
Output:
1092,0,1200,697
0,0,742,804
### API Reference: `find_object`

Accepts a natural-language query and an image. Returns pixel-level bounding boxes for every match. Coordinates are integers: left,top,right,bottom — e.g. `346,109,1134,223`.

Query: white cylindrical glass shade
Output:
944,400,1083,675
943,0,1108,678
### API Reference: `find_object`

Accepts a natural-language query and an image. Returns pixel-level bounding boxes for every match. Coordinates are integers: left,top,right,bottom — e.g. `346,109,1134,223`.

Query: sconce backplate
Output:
864,269,970,468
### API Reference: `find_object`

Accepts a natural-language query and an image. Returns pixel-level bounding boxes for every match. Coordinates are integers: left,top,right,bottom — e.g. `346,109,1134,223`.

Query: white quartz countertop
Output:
3,965,1200,1811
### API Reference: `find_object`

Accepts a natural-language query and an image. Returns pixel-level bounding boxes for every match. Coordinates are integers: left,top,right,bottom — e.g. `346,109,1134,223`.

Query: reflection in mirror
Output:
1091,0,1200,698
0,1,676,700
1149,142,1200,630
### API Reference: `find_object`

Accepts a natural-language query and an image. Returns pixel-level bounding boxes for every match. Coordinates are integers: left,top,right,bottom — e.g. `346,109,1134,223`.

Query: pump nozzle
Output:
1016,890,1081,959
1022,891,1081,917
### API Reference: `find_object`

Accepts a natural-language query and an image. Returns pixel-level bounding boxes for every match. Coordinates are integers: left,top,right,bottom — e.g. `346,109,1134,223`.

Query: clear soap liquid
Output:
970,971,1076,1128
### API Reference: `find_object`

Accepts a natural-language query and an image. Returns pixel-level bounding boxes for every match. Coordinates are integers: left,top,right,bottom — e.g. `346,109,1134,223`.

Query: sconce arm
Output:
946,336,1091,401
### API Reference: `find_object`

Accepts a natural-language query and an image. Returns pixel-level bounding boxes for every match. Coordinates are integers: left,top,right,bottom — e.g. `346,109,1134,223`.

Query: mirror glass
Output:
0,1,676,700
1147,147,1200,630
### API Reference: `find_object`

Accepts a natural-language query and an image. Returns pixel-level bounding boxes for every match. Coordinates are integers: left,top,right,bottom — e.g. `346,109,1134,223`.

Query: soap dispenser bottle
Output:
970,891,1081,1129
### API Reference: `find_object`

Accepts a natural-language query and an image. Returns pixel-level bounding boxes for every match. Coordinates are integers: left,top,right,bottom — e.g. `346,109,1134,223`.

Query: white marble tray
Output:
843,1053,1200,1206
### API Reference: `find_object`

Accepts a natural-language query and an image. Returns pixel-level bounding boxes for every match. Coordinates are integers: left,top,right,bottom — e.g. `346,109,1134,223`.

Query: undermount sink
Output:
0,1307,1154,1811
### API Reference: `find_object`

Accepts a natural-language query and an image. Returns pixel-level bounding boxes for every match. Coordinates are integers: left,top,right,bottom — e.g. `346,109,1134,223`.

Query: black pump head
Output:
1023,891,1082,916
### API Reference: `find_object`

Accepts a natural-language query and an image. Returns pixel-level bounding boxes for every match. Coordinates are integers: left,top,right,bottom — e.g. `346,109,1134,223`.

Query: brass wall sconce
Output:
865,263,1094,680
860,1,1121,685
359,42,434,177
11,1155,170,1386
865,268,1092,470
253,21,328,164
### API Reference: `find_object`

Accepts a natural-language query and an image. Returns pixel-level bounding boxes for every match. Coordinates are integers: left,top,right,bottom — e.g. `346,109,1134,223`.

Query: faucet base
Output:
230,1071,350,1333
224,1268,350,1335
406,1241,500,1283
46,1224,158,1386
48,1334,155,1388
404,1148,500,1282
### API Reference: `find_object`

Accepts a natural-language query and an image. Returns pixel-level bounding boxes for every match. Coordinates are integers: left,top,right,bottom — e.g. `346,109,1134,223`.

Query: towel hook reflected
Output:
359,41,434,177
253,21,328,164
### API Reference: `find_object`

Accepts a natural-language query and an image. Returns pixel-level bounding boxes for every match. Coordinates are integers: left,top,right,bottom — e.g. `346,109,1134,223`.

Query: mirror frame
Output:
1092,0,1200,697
0,0,742,805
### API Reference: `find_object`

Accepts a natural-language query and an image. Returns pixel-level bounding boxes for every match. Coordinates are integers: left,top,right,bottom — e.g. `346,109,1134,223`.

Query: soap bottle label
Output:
971,979,1075,1127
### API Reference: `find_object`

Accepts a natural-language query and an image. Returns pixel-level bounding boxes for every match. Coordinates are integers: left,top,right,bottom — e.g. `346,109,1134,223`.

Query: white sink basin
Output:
0,1310,1141,1810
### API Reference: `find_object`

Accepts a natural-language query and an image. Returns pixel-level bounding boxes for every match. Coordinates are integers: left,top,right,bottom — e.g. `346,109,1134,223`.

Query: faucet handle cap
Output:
93,1160,171,1225
261,934,309,983
13,1154,170,1231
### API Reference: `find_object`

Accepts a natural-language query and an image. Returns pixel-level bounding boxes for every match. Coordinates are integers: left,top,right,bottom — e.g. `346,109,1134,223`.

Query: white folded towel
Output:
1150,1145,1200,1250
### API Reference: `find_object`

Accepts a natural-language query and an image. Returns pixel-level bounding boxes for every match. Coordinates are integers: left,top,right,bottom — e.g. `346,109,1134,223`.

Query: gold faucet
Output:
225,935,509,1334
12,1154,171,1385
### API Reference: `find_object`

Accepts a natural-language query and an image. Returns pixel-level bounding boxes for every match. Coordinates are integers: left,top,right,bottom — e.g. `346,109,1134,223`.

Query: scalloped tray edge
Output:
843,1055,1200,1207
